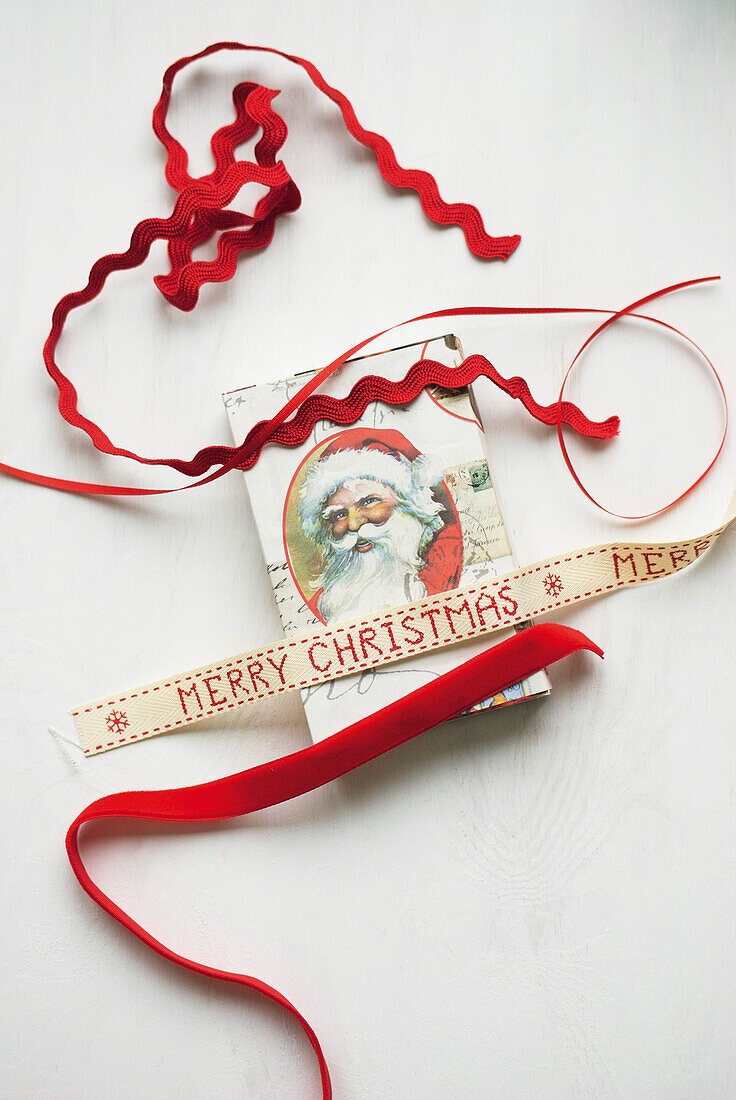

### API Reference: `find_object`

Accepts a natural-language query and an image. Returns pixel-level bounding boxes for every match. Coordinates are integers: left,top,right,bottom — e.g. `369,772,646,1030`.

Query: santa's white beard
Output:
317,510,429,623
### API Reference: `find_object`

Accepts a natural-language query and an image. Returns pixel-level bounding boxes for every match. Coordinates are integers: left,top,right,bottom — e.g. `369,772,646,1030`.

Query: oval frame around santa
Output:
282,427,464,625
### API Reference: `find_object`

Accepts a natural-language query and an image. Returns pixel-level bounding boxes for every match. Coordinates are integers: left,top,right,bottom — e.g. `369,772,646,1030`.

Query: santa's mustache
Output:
328,521,392,552
317,510,428,623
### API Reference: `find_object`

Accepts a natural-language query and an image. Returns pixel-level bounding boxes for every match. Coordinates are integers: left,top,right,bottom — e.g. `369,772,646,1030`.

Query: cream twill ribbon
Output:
72,492,735,755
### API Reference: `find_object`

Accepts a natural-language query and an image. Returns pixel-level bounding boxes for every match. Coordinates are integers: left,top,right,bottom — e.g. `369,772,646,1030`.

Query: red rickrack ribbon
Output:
0,43,724,513
36,40,520,485
2,40,628,499
0,43,726,512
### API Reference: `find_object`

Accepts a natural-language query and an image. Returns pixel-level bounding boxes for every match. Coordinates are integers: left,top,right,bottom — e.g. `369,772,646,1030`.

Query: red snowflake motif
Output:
543,572,564,599
106,709,129,736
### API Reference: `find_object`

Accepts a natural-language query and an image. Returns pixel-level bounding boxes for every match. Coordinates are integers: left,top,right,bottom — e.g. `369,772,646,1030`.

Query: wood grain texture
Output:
1,1,734,1097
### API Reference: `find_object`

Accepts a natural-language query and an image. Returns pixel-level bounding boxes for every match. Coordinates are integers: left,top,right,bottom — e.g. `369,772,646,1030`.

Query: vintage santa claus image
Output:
288,428,464,625
226,338,550,741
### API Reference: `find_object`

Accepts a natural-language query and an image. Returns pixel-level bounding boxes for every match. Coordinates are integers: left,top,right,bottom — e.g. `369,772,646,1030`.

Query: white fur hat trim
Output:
298,446,444,541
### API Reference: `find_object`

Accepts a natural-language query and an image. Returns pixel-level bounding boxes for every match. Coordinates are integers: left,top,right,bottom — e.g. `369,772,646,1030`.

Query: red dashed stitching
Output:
81,540,701,716
79,530,721,750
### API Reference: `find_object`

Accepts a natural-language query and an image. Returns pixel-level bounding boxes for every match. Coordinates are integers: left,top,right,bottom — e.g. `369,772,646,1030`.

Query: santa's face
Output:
322,481,397,551
314,478,429,622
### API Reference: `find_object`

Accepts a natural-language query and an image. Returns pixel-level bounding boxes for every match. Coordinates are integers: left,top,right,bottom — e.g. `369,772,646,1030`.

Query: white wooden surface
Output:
1,3,735,1097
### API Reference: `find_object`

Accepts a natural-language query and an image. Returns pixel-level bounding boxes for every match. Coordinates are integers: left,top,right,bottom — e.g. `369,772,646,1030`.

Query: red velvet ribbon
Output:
67,624,602,1098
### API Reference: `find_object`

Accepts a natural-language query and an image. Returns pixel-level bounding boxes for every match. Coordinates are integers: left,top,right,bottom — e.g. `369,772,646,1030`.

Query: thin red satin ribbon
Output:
3,282,724,512
556,286,728,519
67,623,602,1098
